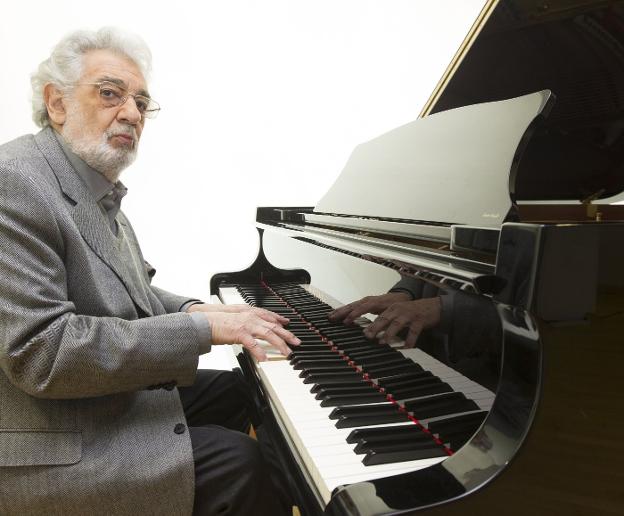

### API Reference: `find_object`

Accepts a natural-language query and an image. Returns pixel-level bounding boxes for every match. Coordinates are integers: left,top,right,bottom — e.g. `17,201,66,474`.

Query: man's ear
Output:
43,83,67,126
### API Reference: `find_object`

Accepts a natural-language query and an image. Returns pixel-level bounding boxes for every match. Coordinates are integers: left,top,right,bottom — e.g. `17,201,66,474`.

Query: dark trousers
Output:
178,369,290,516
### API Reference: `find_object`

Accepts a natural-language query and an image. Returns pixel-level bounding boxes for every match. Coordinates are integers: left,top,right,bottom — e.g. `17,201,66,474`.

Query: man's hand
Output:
328,292,412,325
188,303,289,325
363,297,442,347
201,311,301,362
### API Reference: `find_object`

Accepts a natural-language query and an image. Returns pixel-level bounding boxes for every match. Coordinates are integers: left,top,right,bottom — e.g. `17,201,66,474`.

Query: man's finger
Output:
272,325,301,347
256,325,291,356
404,322,424,348
379,317,409,344
255,308,289,324
342,304,376,325
363,314,391,339
241,334,267,362
328,304,353,321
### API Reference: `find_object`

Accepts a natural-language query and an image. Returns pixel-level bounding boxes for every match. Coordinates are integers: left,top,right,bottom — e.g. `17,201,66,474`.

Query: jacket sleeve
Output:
150,285,202,314
0,164,199,399
390,276,441,299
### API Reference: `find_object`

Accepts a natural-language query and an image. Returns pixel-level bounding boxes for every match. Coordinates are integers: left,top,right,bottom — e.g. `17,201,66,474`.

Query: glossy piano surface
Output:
215,222,624,516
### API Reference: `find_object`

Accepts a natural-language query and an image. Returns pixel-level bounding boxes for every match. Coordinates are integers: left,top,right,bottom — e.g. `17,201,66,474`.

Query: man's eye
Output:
135,98,148,113
100,88,120,99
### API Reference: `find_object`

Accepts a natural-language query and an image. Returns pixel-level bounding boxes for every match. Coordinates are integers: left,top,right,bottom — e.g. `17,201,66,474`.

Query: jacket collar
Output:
33,127,153,317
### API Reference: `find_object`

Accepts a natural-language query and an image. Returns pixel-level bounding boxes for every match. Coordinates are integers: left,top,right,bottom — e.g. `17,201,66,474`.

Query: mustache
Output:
106,125,138,142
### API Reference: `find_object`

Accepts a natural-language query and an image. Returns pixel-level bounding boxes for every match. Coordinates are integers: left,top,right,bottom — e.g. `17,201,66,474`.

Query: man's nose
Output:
117,96,143,125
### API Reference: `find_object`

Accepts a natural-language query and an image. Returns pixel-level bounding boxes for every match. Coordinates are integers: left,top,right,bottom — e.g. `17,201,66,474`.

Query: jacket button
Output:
163,381,177,391
174,423,186,435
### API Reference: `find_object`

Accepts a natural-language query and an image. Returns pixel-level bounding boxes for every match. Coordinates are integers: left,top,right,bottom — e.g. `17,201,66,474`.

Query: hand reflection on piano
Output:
188,303,301,361
363,297,442,347
328,291,442,347
328,292,412,325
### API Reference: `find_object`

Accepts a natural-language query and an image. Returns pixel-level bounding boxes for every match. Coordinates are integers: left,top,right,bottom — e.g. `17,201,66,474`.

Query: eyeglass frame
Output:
75,80,161,119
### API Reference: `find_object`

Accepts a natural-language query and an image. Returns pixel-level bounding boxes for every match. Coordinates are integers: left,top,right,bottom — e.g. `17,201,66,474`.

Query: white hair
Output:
31,27,152,128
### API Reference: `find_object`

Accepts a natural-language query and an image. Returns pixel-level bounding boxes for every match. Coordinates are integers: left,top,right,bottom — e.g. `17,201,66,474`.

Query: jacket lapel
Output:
34,128,153,317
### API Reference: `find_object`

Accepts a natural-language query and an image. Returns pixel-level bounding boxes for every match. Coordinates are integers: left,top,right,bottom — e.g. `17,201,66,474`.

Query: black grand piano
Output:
210,1,624,514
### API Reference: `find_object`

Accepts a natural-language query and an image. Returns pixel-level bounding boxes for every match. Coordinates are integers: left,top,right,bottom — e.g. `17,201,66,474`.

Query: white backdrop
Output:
0,1,485,301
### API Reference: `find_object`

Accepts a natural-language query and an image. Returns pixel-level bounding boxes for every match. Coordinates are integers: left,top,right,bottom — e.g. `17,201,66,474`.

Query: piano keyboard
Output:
221,282,494,505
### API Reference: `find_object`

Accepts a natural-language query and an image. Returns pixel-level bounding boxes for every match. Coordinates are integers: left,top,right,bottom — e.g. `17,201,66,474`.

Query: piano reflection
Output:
211,1,624,514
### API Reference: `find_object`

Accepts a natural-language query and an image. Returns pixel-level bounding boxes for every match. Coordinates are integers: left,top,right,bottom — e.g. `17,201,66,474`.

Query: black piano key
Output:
335,411,408,429
338,348,389,358
346,347,397,359
353,431,434,454
286,300,327,307
356,355,409,369
378,373,440,392
310,379,371,393
314,384,377,399
286,326,312,333
304,313,341,320
310,320,352,328
299,364,354,378
427,411,487,435
323,331,368,339
289,346,333,354
293,344,331,351
293,334,324,340
392,382,454,401
362,442,447,466
332,337,377,346
346,424,422,444
365,361,423,377
332,343,378,353
266,307,297,314
299,308,333,315
386,380,453,400
294,335,325,343
320,331,365,340
377,371,434,391
330,404,408,428
403,392,480,419
313,322,362,331
375,370,433,388
286,326,311,332
293,340,327,347
327,336,372,345
289,352,337,363
329,403,397,420
303,372,363,384
292,358,347,370
320,392,388,407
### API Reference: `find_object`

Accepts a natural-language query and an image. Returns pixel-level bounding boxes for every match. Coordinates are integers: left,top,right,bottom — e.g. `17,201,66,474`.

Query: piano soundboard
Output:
219,283,494,506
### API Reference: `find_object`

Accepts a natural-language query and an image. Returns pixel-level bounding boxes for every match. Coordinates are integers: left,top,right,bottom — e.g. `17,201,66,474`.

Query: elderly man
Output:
0,28,298,515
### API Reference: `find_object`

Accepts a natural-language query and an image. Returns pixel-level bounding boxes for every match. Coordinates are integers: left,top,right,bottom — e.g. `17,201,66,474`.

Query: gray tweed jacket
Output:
0,127,200,515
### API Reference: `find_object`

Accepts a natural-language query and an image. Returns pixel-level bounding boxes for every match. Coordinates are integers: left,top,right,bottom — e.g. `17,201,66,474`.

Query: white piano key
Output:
258,360,450,505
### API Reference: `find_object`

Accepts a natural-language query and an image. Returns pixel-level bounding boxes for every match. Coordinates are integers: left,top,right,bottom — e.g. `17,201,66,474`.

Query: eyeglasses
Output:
78,81,161,119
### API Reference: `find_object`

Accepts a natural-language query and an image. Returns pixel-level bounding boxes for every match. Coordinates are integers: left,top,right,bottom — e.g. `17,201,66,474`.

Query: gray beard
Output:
61,110,138,182
66,134,137,183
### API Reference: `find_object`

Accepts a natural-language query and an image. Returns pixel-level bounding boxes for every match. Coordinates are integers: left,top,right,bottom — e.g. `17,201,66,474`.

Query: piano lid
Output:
422,0,624,203
314,90,553,228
